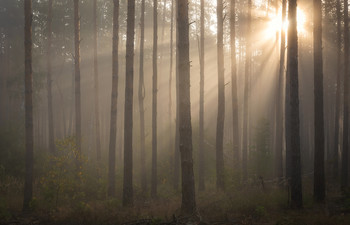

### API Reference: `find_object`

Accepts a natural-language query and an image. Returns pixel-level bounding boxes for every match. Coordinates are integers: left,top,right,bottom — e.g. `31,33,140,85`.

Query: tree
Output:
275,0,286,184
138,0,147,193
23,0,34,211
47,0,55,154
73,0,81,155
108,0,119,198
313,0,325,202
287,0,303,208
168,0,174,187
198,0,205,191
341,0,349,191
230,0,239,179
151,0,158,199
123,0,135,207
333,0,342,179
243,0,252,182
93,0,101,161
216,0,225,191
177,0,197,216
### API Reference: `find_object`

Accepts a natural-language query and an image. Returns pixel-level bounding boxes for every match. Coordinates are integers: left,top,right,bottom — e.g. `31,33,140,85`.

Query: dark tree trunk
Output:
341,0,349,191
151,0,158,199
123,0,135,207
178,0,197,216
243,0,252,182
287,0,303,208
275,0,286,183
333,0,342,179
23,0,34,212
216,0,225,191
74,0,81,155
198,0,205,191
139,0,147,193
230,0,239,178
93,0,101,161
313,0,325,202
47,0,55,154
108,0,119,198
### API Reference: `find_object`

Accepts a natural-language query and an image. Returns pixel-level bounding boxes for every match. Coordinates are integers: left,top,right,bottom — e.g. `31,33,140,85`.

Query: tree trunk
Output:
74,0,81,155
275,0,286,184
174,0,180,191
23,0,34,211
123,0,135,207
151,0,158,199
216,0,225,191
169,0,174,187
47,0,55,154
178,0,197,216
313,0,325,202
230,0,239,180
108,0,119,198
93,0,101,161
243,0,252,182
333,0,342,179
198,0,205,191
341,0,349,191
139,0,147,194
287,0,303,208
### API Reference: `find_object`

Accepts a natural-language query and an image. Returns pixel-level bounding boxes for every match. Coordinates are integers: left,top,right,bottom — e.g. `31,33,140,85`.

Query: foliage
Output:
249,118,273,179
39,136,86,209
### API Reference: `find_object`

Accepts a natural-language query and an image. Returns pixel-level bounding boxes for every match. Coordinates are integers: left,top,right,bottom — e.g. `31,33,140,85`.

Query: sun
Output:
266,7,307,36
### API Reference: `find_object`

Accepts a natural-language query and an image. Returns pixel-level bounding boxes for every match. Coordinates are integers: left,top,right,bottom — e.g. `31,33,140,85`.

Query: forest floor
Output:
2,180,350,225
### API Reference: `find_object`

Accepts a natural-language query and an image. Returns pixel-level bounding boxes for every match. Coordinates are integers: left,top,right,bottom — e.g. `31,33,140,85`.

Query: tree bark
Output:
151,0,158,199
178,0,197,216
47,0,55,154
74,0,81,156
313,0,325,202
23,0,34,212
139,0,147,194
93,0,101,161
230,0,239,180
123,0,135,207
108,0,119,198
341,0,349,191
243,0,252,182
333,0,342,179
287,0,303,208
216,0,225,191
198,0,205,191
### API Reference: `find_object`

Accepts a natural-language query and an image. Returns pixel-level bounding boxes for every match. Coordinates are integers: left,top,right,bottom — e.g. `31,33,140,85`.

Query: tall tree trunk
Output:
287,0,303,208
108,0,119,198
178,0,197,216
151,0,158,199
216,0,225,191
139,0,147,194
47,0,55,154
169,0,174,186
74,0,82,155
93,0,101,161
275,0,286,183
243,0,252,182
198,0,205,191
333,0,342,179
313,0,325,202
341,0,349,191
123,0,135,207
23,0,34,211
174,0,180,191
230,0,239,179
